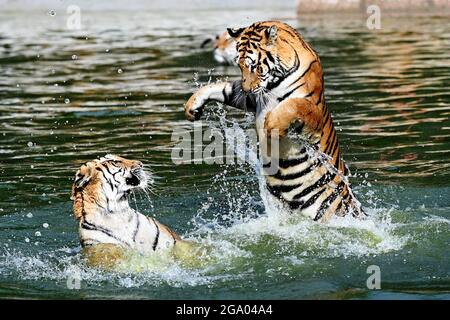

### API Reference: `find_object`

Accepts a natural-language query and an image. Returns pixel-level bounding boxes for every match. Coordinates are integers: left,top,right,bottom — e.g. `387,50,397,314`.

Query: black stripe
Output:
267,182,303,196
317,86,324,105
101,163,115,176
81,221,130,246
277,82,305,102
323,126,334,147
151,218,160,251
327,134,338,156
273,164,314,180
299,188,326,210
288,200,304,210
336,181,346,193
263,148,308,169
335,200,343,214
329,138,339,159
293,172,336,200
278,156,308,169
266,51,275,63
334,149,341,168
314,191,339,221
304,91,314,98
342,190,351,200
95,167,114,191
101,163,122,186
322,110,331,128
324,131,337,154
289,60,318,86
80,238,100,247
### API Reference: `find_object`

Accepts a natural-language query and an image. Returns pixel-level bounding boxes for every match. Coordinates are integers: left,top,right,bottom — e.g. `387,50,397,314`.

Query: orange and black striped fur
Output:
71,155,186,266
185,21,365,222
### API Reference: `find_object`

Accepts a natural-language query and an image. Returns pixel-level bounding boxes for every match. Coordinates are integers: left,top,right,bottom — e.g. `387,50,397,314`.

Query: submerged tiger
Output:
71,154,191,267
201,31,238,65
185,21,365,222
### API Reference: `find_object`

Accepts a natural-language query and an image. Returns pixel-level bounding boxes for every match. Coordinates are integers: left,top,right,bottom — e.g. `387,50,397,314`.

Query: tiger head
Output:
71,154,150,219
213,31,237,65
201,31,237,65
227,21,316,93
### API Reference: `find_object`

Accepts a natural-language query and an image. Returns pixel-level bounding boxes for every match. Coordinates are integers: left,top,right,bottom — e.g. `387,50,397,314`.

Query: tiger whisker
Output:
131,189,139,212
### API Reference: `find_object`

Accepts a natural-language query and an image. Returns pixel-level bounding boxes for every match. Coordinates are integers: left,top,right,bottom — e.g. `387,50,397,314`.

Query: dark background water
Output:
0,4,449,299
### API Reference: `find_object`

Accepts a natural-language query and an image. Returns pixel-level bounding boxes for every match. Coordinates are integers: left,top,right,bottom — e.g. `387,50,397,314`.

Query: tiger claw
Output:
185,106,203,121
184,94,205,121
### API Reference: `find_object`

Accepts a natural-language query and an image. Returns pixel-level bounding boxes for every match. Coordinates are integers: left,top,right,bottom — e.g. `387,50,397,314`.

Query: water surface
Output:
0,7,449,299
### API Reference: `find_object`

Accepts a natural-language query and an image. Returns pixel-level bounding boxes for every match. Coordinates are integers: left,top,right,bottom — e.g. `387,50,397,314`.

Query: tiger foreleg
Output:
184,82,232,121
264,98,323,143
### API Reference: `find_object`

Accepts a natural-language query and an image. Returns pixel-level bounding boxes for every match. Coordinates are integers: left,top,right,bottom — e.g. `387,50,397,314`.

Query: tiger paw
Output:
184,95,204,121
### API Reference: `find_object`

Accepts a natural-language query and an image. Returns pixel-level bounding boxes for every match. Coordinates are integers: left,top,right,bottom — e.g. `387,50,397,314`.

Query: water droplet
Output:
25,238,30,243
30,165,34,169
43,223,49,228
26,212,33,218
27,141,34,147
105,49,109,52
64,98,70,104
71,54,78,60
117,68,123,74
48,10,56,16
35,231,41,237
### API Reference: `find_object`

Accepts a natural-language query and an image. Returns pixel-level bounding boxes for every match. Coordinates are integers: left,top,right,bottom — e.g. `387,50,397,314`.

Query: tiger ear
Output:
265,25,278,45
227,27,244,39
200,37,213,48
70,163,94,200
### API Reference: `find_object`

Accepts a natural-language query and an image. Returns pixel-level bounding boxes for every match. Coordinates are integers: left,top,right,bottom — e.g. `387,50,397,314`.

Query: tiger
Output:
201,31,238,65
185,21,365,222
71,154,191,267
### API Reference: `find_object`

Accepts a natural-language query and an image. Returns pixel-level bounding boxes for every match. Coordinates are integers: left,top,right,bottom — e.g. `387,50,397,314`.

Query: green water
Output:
0,7,449,299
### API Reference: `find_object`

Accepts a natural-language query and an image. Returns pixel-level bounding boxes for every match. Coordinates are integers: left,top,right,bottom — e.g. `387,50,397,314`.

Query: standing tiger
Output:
185,21,365,222
71,154,190,267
